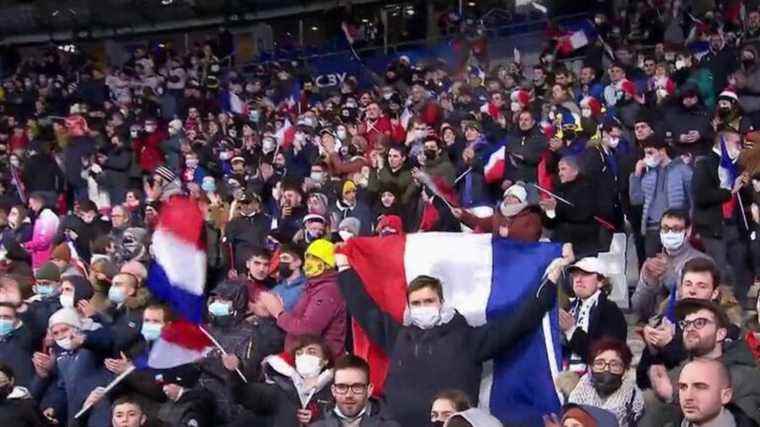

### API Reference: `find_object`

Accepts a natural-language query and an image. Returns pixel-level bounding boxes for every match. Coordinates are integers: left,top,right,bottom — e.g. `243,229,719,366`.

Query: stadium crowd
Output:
0,1,759,426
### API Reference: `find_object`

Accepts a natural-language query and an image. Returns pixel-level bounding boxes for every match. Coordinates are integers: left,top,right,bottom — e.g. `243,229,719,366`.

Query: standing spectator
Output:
22,193,59,270
0,363,46,426
505,111,547,185
0,303,36,387
223,192,270,263
133,118,165,174
62,115,96,201
272,245,307,313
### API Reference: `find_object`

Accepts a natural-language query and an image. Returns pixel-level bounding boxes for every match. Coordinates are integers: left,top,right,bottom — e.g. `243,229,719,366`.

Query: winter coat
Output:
664,103,713,156
329,200,374,236
564,292,628,364
505,126,548,184
22,153,65,194
94,286,151,354
0,390,45,427
337,268,556,427
629,158,693,235
458,205,542,242
277,271,346,358
0,323,36,387
692,151,733,238
545,177,601,256
161,133,183,174
134,131,167,173
224,212,272,255
234,353,335,427
63,135,96,189
101,147,132,202
367,165,416,207
423,155,457,186
23,208,60,269
157,387,215,427
582,143,635,228
311,400,401,427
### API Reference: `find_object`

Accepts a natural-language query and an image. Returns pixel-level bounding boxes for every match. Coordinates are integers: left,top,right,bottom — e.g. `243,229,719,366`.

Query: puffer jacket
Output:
23,208,60,269
0,323,36,387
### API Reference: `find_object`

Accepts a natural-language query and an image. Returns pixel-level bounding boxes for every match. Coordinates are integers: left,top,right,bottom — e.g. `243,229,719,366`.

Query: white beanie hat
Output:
502,183,528,203
49,308,82,330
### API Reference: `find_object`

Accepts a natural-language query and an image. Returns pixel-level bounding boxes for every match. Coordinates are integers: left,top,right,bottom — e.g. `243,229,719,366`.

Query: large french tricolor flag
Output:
484,146,506,184
341,233,563,425
144,197,211,369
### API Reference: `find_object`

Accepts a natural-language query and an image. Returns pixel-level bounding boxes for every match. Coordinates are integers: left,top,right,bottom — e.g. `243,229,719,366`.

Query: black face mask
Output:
718,107,732,119
591,371,623,397
278,262,293,278
424,149,438,160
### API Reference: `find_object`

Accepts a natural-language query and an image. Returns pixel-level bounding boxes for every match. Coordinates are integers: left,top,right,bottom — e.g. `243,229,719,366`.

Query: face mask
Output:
186,159,199,168
295,354,322,378
675,60,687,70
219,151,232,161
660,230,686,251
338,230,354,241
510,102,521,112
409,305,441,329
10,158,20,168
60,294,75,309
305,230,324,244
304,258,326,278
644,154,659,168
141,322,163,341
278,262,293,278
130,130,139,138
201,180,216,193
108,286,127,304
36,284,55,297
424,149,438,161
208,301,231,317
262,138,276,153
56,336,75,351
145,125,157,133
249,110,260,123
0,319,14,336
607,137,620,148
382,92,393,100
591,371,623,397
336,129,347,140
310,172,324,182
753,179,760,193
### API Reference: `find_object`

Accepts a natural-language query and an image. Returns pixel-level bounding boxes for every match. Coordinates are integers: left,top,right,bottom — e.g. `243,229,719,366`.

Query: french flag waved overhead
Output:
144,197,211,369
556,20,596,56
483,146,506,184
341,233,563,426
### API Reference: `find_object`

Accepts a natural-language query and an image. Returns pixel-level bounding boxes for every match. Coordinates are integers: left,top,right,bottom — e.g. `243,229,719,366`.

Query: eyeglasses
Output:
660,226,685,233
333,383,368,395
679,317,714,331
591,359,625,374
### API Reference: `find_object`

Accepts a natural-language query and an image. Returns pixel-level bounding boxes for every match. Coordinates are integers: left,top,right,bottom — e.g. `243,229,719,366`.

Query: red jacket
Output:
277,271,346,357
134,130,167,172
360,116,397,151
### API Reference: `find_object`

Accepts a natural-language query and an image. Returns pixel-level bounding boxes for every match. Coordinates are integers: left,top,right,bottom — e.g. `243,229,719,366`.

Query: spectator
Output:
330,181,372,236
260,239,347,357
505,111,547,185
272,245,307,313
311,354,401,427
223,191,270,263
110,396,148,427
430,390,472,425
0,303,35,387
0,362,45,426
559,257,627,372
568,338,643,426
22,192,59,270
455,183,542,241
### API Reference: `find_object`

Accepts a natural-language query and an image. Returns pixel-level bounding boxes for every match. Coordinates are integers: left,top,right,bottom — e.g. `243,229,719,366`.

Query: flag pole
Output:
737,194,750,230
74,365,137,419
199,326,248,383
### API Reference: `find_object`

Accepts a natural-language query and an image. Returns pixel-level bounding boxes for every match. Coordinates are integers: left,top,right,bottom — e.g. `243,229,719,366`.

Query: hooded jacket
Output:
234,352,335,427
23,207,59,269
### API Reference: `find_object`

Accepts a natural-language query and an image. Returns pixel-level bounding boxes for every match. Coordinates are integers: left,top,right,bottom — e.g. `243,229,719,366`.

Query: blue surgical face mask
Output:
201,180,217,193
108,286,127,304
0,319,14,336
141,322,163,341
36,284,56,297
208,301,231,317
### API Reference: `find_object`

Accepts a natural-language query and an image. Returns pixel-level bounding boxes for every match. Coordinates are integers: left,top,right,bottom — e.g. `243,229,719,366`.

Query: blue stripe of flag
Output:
147,261,205,324
487,238,562,426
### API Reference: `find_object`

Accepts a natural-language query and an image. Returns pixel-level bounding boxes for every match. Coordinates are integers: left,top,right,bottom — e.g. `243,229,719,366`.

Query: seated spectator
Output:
230,335,335,426
0,362,45,425
0,303,36,387
333,247,569,427
631,210,709,321
444,408,503,427
311,354,400,427
559,257,627,372
431,389,472,426
568,338,643,426
260,239,346,357
546,404,619,427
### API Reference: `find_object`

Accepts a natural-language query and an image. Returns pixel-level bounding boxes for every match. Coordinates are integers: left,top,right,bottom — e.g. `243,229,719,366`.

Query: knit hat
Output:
51,243,71,263
562,404,619,427
338,217,361,235
342,180,358,195
445,408,502,427
49,308,82,330
620,79,637,97
580,96,602,117
62,275,94,304
717,89,739,103
463,120,482,132
502,183,528,203
377,215,403,235
510,89,532,107
154,166,177,183
35,262,61,282
303,213,327,225
305,239,336,268
307,193,329,215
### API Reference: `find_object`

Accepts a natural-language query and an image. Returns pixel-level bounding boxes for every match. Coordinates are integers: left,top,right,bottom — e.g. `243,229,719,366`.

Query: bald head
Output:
679,359,733,423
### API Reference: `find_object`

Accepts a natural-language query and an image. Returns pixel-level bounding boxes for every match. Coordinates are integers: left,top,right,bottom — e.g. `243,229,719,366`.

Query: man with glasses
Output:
312,354,400,427
632,210,709,321
643,298,760,425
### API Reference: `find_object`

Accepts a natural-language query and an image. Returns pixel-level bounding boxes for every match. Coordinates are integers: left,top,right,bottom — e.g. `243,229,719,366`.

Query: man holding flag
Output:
334,236,574,427
693,130,751,305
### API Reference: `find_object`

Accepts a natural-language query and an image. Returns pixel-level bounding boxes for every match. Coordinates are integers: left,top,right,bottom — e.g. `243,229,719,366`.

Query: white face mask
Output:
56,336,75,350
60,294,75,309
263,138,276,153
607,136,620,148
414,129,426,140
295,354,322,378
295,132,306,143
660,230,686,251
510,102,521,112
581,107,592,118
644,154,659,168
752,179,760,193
409,305,441,329
338,230,354,241
310,171,324,182
675,59,687,70
336,129,347,140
